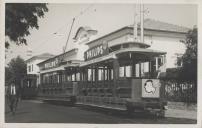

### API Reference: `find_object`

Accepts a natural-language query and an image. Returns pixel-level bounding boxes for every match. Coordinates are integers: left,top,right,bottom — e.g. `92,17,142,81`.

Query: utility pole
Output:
140,4,144,43
133,4,138,42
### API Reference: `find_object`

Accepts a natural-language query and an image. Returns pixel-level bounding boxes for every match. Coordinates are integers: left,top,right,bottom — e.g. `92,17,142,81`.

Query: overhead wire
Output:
30,4,95,53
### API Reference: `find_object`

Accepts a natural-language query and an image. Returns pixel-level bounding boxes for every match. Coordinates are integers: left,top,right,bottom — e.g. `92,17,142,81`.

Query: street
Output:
5,100,197,124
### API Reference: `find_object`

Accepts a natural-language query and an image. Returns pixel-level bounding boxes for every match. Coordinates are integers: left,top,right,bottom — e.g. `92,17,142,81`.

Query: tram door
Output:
72,82,79,96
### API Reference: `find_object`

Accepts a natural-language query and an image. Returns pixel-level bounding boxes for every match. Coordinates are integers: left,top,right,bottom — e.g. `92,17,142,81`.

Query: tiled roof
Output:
129,18,190,33
26,53,54,63
87,18,190,45
37,53,55,58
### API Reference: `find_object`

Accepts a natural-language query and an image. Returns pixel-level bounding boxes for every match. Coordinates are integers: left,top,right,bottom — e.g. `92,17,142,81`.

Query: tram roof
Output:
37,48,78,66
39,66,65,74
64,60,83,69
115,47,166,56
80,47,166,67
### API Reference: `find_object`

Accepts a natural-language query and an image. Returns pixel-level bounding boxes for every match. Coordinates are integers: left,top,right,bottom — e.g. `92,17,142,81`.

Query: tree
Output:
178,27,197,81
5,3,48,48
6,56,27,87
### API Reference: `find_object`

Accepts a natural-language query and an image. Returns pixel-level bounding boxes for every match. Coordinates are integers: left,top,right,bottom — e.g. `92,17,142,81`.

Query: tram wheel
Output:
126,106,134,116
70,96,76,106
155,110,165,118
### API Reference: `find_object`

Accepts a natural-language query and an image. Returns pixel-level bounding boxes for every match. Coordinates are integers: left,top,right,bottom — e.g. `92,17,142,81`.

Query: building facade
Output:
25,53,54,87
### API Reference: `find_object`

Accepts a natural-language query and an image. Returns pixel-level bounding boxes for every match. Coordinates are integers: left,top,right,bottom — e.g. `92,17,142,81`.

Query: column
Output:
113,59,120,97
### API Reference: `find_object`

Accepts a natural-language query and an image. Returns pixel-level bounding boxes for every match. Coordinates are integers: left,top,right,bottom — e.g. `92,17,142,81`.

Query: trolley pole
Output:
63,18,75,53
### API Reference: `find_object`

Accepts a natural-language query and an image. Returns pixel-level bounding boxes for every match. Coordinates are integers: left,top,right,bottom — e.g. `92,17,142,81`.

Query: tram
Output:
37,32,167,117
77,41,167,117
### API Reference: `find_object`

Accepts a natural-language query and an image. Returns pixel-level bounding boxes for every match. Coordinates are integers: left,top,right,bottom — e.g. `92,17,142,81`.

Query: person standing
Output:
7,81,20,115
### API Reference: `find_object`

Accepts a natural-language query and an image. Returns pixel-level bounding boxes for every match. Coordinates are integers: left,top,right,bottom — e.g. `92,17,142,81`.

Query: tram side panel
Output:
38,82,76,105
126,79,167,116
76,78,167,116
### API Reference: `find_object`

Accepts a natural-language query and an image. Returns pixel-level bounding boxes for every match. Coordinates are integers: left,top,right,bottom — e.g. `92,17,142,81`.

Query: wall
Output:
145,35,186,68
27,59,46,75
87,27,187,69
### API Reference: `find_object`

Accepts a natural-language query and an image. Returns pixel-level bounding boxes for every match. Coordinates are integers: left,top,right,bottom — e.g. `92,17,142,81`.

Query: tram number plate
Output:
142,79,160,98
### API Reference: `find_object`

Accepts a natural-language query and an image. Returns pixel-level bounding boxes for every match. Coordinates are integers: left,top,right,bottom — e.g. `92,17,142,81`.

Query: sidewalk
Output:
165,102,197,120
165,109,197,120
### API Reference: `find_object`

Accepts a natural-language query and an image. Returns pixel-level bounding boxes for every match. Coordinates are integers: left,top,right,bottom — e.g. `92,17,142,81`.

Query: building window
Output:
32,64,33,71
28,65,31,72
175,53,183,67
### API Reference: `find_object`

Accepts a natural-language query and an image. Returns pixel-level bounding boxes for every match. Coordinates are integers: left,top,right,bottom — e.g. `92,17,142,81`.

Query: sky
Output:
5,3,197,64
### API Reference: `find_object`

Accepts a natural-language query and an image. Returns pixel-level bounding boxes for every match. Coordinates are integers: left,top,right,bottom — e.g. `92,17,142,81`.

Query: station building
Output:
25,53,54,87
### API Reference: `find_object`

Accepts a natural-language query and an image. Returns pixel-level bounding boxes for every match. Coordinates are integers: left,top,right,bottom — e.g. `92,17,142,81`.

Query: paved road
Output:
5,100,197,124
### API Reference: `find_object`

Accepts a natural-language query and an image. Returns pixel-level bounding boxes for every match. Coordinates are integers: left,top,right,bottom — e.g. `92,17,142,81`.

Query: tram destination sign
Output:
84,42,109,61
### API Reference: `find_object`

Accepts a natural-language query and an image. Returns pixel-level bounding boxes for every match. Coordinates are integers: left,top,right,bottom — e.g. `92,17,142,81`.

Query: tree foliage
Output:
5,56,27,87
5,3,48,48
178,27,197,81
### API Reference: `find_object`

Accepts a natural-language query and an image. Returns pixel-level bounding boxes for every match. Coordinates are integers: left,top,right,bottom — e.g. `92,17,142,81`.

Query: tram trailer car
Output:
37,41,167,117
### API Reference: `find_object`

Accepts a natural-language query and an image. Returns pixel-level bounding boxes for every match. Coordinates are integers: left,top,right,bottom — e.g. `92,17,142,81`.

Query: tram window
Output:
119,66,132,77
52,75,55,83
158,57,163,68
44,76,47,84
42,76,45,84
92,69,95,81
135,64,140,77
45,76,47,84
111,69,113,79
119,67,124,77
98,69,102,81
67,75,71,81
49,75,51,83
48,75,50,83
154,57,163,70
72,74,75,81
125,66,132,77
80,72,84,81
57,74,60,83
88,69,92,81
51,74,53,83
105,69,108,80
141,62,149,77
62,74,65,82
76,73,80,81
